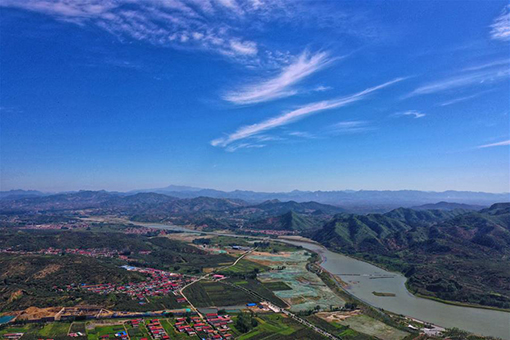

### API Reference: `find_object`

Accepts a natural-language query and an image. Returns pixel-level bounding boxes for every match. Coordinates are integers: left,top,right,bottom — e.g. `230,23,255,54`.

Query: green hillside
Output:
247,211,322,232
313,203,510,309
0,253,146,311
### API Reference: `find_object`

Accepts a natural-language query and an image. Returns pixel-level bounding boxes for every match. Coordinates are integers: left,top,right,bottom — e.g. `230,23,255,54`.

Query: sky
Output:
0,0,509,193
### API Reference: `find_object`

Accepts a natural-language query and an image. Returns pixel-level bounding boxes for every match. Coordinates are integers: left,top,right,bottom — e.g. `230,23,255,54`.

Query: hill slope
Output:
313,203,510,309
246,211,322,232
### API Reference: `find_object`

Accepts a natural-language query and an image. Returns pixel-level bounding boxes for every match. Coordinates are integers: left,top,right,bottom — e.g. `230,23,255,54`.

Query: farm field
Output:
219,258,268,275
335,314,409,340
227,279,288,308
0,322,75,340
185,280,257,307
233,313,327,340
313,312,409,340
251,250,345,312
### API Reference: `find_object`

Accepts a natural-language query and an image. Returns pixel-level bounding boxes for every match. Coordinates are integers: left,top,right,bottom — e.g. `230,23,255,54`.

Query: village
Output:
77,266,194,301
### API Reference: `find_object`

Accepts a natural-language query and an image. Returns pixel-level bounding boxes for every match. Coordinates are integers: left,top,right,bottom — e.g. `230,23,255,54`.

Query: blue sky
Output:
0,0,509,193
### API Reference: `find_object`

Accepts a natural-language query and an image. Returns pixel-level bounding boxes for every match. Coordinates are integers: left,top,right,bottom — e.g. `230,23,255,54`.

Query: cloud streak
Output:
490,5,510,41
328,120,372,134
393,110,426,118
478,139,510,148
406,67,510,97
439,90,493,107
212,77,404,148
223,50,332,104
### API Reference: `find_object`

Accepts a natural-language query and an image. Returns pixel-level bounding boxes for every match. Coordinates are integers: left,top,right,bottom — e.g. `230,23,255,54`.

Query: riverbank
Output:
326,249,510,314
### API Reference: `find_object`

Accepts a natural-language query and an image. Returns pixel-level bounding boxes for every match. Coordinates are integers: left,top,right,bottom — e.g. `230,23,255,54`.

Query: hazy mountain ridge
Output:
3,187,508,208
139,186,509,206
411,201,486,211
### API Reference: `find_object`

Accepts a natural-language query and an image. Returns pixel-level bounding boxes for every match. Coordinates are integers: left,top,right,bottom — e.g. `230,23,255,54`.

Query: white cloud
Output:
223,50,332,104
478,139,510,148
0,0,277,63
462,59,510,72
490,5,510,41
212,77,404,148
313,85,332,92
439,90,493,106
229,40,258,55
328,120,372,134
0,0,381,67
393,110,426,119
288,131,317,139
406,67,510,97
225,143,265,152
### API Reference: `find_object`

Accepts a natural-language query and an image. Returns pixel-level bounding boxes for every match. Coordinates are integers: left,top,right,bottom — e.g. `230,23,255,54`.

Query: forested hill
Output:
312,203,510,309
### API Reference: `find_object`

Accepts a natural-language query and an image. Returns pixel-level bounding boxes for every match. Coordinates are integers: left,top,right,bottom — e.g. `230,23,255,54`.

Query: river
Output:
145,223,510,339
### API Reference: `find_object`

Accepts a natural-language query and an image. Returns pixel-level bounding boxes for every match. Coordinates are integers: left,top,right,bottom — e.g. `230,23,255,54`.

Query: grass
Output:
38,323,72,337
372,292,396,297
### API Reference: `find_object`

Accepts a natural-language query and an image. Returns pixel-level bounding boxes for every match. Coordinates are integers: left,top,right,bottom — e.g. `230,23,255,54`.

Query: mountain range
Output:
1,186,509,210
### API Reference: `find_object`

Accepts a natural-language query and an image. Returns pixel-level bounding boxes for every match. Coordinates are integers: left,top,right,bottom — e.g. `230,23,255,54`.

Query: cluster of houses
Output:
205,313,234,339
242,229,298,236
145,319,169,340
2,333,24,340
123,227,164,235
78,266,193,301
0,247,151,261
173,314,233,339
19,222,90,230
99,330,128,340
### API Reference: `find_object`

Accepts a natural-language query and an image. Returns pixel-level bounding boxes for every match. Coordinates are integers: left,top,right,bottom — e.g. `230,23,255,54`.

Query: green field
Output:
0,322,74,340
185,280,257,307
86,323,127,340
219,258,268,275
336,314,409,340
230,279,288,308
233,313,327,340
262,281,292,291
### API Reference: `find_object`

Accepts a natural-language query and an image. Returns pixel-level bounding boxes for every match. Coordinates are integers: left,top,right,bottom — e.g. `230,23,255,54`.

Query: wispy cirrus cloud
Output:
478,139,510,148
328,120,372,134
288,131,318,139
225,143,266,152
0,0,377,67
392,110,426,119
223,50,333,104
0,0,293,65
405,67,510,98
212,77,405,149
439,90,494,107
462,59,510,72
490,5,510,41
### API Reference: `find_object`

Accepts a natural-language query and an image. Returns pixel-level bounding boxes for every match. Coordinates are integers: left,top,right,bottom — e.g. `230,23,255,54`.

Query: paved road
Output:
179,250,252,319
